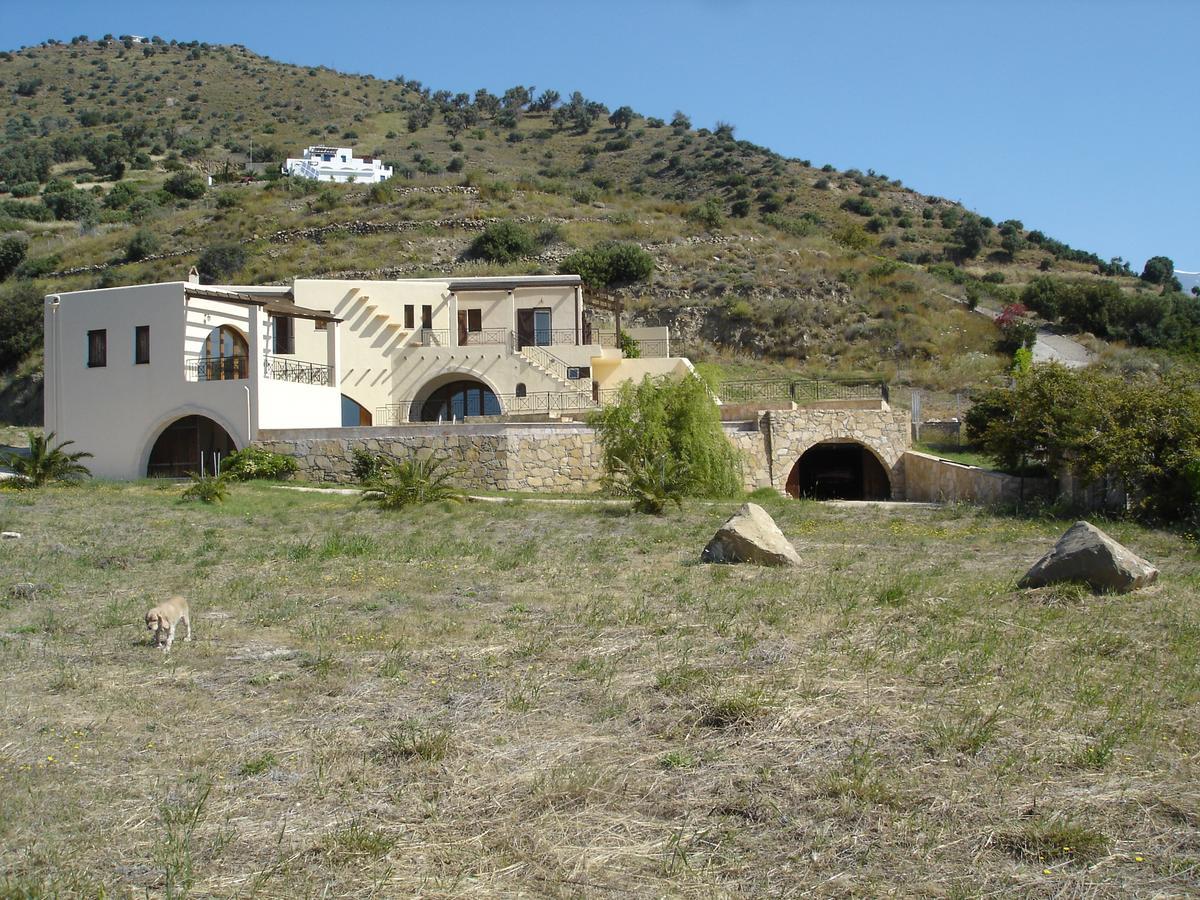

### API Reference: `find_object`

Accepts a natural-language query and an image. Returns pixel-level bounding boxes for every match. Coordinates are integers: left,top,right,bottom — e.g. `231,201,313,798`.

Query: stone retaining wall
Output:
903,451,1054,505
255,422,603,492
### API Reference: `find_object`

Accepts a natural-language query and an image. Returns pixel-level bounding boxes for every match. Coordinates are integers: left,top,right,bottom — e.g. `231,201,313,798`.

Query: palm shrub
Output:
590,374,740,511
181,472,230,503
2,431,92,487
220,447,298,481
371,456,462,509
608,454,687,514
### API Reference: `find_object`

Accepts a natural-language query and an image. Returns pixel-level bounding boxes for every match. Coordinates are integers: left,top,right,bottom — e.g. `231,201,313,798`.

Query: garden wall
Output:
902,451,1054,505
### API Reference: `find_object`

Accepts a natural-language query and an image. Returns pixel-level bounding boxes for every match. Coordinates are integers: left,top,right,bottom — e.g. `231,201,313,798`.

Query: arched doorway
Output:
198,325,248,380
341,394,372,426
147,415,237,477
786,441,891,500
415,379,501,422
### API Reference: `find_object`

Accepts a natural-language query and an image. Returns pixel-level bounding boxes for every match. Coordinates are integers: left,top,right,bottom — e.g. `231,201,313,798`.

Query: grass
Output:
0,480,1196,894
912,440,996,469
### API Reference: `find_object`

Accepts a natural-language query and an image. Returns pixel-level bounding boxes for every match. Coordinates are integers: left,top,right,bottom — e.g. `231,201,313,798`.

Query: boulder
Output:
1018,521,1158,593
702,502,801,567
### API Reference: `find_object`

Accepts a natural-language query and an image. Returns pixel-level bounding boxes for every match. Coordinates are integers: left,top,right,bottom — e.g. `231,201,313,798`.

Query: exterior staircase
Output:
515,344,593,410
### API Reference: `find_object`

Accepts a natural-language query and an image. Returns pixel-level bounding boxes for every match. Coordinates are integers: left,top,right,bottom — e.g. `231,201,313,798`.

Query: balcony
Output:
185,354,333,386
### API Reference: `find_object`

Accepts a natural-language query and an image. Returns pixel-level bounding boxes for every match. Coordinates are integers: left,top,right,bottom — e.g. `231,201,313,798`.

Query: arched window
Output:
418,380,501,422
199,325,248,380
515,383,527,398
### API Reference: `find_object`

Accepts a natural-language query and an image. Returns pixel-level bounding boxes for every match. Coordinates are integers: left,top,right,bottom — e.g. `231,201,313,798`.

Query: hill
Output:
0,36,1193,423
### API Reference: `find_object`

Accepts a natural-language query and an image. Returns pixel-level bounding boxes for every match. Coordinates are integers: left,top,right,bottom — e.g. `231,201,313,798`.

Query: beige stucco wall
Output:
903,451,1054,505
292,278,590,420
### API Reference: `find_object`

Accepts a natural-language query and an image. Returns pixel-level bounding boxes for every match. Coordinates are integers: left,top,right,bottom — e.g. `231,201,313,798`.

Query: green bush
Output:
163,171,207,200
0,235,27,280
124,228,159,262
43,188,98,221
468,221,537,263
351,447,385,483
0,280,42,369
685,198,724,230
196,242,247,284
840,196,874,216
181,472,230,503
590,374,740,510
1,431,92,487
369,456,463,509
9,182,38,198
221,447,298,481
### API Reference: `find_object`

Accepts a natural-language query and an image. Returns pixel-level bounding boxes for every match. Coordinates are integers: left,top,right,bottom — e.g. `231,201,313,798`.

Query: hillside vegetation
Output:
0,35,1194,421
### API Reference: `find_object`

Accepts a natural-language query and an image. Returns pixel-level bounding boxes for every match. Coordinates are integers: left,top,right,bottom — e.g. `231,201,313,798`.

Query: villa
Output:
43,271,684,480
281,146,393,183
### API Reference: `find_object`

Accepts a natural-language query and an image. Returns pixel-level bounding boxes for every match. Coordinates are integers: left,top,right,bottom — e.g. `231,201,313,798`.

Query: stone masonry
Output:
256,401,912,498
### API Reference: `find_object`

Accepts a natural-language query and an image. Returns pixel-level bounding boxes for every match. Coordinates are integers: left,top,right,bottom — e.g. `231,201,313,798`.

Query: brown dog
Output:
145,596,191,653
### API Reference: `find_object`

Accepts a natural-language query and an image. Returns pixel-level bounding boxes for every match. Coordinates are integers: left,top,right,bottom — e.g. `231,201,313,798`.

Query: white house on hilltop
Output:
43,271,683,479
282,146,393,184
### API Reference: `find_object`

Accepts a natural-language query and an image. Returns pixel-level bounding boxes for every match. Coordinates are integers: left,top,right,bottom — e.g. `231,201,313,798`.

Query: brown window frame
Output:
134,325,150,365
87,329,107,368
466,308,482,332
421,305,433,329
403,304,415,329
272,315,295,355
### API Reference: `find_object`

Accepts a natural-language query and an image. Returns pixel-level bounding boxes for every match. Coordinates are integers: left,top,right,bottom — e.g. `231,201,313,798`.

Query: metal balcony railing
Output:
263,355,333,386
459,328,510,347
186,355,249,381
718,378,888,404
419,328,450,347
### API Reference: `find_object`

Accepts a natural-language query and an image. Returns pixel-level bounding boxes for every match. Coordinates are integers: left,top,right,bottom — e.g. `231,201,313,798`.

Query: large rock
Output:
1018,521,1158,593
702,503,801,567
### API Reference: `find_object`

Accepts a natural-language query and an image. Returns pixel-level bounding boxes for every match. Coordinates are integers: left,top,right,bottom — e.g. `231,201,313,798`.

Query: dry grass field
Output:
0,483,1197,897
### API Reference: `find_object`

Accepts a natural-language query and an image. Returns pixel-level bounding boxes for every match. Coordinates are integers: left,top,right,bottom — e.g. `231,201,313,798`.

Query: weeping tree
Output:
590,374,741,511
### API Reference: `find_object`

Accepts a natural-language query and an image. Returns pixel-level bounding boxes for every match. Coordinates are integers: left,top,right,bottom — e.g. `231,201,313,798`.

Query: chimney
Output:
187,266,200,284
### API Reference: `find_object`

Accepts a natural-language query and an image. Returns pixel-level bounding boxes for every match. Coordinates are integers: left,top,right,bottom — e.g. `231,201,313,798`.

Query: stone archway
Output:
413,378,501,422
146,415,237,477
785,440,892,500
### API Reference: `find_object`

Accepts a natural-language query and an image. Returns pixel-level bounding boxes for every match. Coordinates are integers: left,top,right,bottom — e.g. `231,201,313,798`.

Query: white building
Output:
43,271,685,479
282,146,393,184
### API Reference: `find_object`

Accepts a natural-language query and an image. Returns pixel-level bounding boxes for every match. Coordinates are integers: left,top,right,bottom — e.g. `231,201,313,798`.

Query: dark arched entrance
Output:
786,441,891,500
416,379,501,422
147,415,236,477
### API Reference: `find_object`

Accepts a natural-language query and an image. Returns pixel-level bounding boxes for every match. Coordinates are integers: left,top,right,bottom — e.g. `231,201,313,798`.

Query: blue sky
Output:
7,0,1197,271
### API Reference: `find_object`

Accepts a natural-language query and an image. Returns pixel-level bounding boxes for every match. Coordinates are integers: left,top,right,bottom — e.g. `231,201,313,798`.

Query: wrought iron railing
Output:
516,343,572,384
592,332,670,358
419,328,450,347
186,356,248,381
375,389,602,425
516,328,580,349
718,378,888,404
459,328,510,347
263,355,333,386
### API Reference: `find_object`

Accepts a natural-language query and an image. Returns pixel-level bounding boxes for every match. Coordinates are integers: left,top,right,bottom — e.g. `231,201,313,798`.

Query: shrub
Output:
840,196,874,216
685,198,724,230
468,221,537,263
351,448,386,483
221,447,298,481
0,235,28,280
0,280,42,369
370,456,463,509
9,182,38,198
1,432,92,487
196,242,247,283
181,472,230,503
163,171,207,200
607,454,687,514
590,374,740,508
43,188,98,221
124,228,159,262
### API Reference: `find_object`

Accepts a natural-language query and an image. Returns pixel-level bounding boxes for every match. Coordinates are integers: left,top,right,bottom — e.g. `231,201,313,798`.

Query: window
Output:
272,315,295,355
566,366,591,380
467,308,482,332
315,319,327,331
87,329,107,368
515,383,527,398
404,305,415,329
134,325,150,364
421,304,433,329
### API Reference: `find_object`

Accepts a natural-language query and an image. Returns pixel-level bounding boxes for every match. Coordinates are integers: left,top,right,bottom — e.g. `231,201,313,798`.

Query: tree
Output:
559,242,654,291
951,213,988,260
196,242,247,283
608,105,636,130
530,89,559,112
670,110,691,130
502,85,532,110
42,188,98,221
1,432,92,487
0,280,42,370
590,374,740,508
1141,255,1175,285
473,88,500,119
0,236,28,281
